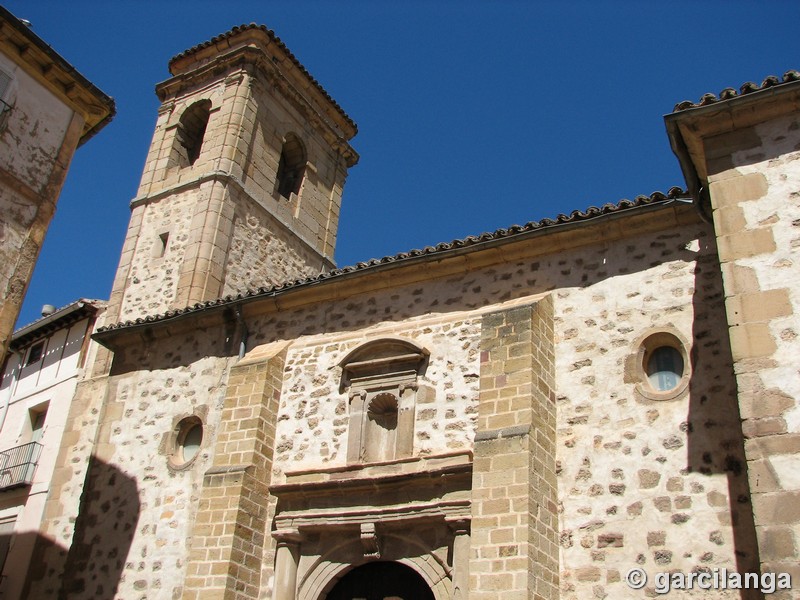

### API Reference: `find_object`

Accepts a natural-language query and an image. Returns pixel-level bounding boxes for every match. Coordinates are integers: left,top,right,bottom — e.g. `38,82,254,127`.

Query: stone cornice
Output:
274,451,472,492
273,499,471,532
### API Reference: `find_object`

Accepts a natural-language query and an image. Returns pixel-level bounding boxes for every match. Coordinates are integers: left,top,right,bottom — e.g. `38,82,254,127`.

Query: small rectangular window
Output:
153,231,169,258
158,232,169,256
30,408,47,444
25,341,45,366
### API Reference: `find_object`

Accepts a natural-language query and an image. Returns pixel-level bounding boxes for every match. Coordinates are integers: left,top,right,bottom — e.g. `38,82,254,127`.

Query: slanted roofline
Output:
0,6,116,145
665,70,800,213
93,188,693,347
9,299,105,351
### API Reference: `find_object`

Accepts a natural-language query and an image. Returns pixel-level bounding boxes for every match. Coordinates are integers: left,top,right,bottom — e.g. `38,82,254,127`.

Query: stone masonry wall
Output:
555,229,756,598
222,187,325,299
270,317,481,479
59,207,753,598
706,111,800,593
27,324,235,599
118,186,200,320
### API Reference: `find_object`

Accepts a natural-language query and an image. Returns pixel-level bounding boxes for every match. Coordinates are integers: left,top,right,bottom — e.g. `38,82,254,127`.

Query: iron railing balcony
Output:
0,442,42,490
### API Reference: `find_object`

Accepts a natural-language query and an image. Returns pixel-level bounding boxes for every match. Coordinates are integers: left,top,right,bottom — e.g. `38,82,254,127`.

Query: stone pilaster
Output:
704,125,800,586
271,528,301,600
470,299,558,600
22,374,113,597
447,517,471,600
182,344,287,599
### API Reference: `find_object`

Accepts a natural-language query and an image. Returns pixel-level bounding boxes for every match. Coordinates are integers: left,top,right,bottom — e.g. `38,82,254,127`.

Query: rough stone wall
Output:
115,179,335,322
706,112,800,592
117,187,200,320
270,317,481,479
221,187,325,298
28,325,234,599
555,228,756,598
94,357,232,599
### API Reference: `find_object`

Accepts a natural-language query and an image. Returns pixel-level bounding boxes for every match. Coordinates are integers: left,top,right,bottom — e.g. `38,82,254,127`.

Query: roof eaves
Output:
0,6,116,144
9,299,104,351
671,70,800,113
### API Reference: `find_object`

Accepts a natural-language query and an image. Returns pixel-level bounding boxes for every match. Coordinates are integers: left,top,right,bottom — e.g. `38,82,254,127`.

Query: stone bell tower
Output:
106,24,359,325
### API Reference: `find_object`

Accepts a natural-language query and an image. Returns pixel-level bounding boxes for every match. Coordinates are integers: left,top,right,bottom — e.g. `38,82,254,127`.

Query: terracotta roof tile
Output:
97,187,690,334
673,70,800,112
169,24,356,134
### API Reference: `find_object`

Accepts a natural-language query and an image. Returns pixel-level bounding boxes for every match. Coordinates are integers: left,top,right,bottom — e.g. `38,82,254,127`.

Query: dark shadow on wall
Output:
687,234,761,599
19,457,140,599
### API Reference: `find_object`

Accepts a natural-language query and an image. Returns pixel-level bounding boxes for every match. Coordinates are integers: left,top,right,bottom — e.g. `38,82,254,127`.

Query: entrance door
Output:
325,561,435,600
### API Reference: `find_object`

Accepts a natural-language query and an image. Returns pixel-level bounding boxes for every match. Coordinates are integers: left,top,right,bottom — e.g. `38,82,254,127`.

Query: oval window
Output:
646,346,684,392
170,417,204,468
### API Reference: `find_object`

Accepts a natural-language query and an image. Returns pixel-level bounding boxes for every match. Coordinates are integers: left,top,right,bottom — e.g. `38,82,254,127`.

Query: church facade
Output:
20,25,800,599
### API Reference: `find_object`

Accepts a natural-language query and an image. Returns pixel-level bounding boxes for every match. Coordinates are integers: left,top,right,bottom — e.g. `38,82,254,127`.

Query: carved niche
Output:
339,338,429,464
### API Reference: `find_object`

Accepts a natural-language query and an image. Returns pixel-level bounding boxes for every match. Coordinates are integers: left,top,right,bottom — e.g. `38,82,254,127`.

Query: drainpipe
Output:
236,308,249,359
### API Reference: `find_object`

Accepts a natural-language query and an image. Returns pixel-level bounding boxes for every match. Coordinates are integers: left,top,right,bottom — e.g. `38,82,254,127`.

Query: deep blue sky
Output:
7,1,798,329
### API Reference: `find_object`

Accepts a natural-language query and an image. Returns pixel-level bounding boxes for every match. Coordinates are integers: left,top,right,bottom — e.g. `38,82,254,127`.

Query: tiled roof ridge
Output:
97,187,689,334
169,23,356,134
673,69,800,112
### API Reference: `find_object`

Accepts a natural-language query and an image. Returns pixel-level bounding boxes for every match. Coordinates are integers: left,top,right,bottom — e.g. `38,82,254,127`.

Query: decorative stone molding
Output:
444,516,471,536
340,338,429,464
360,523,381,559
273,528,303,546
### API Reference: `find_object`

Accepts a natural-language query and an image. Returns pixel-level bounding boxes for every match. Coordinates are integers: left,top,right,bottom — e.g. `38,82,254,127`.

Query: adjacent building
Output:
0,300,105,599
0,7,114,358
8,23,799,600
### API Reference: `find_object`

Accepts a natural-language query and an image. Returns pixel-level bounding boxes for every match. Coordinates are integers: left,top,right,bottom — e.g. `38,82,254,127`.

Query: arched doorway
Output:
324,561,435,600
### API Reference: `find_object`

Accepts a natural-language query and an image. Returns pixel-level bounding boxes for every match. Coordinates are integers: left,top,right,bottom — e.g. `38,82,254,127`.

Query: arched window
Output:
170,99,211,170
276,133,306,199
